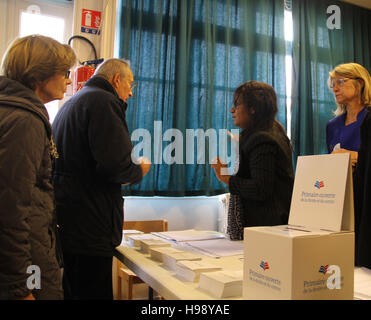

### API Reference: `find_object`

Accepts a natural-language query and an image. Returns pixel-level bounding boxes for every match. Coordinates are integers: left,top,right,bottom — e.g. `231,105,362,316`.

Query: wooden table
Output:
115,242,244,300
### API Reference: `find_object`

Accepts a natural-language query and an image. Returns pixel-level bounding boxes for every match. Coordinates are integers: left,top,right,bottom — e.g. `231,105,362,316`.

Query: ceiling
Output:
341,0,371,10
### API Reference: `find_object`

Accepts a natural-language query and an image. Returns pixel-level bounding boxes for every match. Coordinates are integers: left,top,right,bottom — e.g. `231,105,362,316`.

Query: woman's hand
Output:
211,157,231,186
331,148,358,167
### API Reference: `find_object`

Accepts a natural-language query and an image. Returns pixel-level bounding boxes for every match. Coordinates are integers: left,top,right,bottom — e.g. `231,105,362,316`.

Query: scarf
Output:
226,133,244,240
227,193,244,240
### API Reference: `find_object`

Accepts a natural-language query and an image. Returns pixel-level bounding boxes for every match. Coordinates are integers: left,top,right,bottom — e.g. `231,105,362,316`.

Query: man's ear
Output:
111,73,121,89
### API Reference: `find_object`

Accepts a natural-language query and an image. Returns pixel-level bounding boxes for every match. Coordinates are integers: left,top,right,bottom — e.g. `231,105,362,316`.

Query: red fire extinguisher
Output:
68,36,104,94
72,65,95,94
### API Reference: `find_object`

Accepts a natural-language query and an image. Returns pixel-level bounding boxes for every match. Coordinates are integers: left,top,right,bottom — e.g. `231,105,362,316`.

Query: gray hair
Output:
94,58,131,81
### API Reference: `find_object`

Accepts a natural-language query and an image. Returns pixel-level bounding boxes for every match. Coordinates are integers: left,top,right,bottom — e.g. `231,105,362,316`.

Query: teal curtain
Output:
118,0,287,196
291,0,371,159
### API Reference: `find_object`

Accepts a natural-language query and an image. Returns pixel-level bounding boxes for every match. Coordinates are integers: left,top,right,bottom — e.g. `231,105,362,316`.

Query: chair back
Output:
123,220,168,233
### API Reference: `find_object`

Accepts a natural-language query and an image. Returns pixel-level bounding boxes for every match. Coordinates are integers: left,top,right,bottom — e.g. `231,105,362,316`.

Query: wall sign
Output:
81,8,101,35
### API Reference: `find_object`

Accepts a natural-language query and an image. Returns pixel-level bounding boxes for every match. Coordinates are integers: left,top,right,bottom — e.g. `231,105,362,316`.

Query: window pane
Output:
20,11,64,42
20,11,66,123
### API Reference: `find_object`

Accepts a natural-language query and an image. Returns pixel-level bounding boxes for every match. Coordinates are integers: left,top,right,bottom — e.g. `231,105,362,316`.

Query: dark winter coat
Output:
229,122,294,227
0,76,63,299
354,107,371,268
52,76,142,257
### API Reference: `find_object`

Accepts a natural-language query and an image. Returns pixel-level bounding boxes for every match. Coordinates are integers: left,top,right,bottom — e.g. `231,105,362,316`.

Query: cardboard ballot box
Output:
243,153,355,300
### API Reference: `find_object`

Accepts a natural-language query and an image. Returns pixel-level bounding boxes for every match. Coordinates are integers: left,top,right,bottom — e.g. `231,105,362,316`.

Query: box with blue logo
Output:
243,153,354,300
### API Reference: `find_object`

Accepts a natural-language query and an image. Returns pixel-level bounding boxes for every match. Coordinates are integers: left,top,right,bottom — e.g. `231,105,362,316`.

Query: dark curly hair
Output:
233,80,278,133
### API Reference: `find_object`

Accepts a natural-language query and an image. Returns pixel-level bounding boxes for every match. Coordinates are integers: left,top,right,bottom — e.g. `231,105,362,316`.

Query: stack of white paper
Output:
149,247,183,262
354,267,371,300
198,270,243,298
122,229,143,242
127,234,156,247
152,229,226,242
183,238,244,257
162,251,202,271
140,239,172,254
175,260,222,282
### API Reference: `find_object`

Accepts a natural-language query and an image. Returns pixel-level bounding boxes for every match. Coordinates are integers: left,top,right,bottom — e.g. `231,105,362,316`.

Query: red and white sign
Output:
81,9,101,35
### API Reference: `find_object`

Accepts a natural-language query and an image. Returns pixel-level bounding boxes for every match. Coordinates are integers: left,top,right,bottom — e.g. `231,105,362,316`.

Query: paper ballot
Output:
198,270,243,298
122,229,143,242
149,247,183,262
127,234,156,247
140,239,171,254
152,229,225,242
333,143,341,151
162,251,202,271
354,267,371,300
175,260,222,282
183,238,244,257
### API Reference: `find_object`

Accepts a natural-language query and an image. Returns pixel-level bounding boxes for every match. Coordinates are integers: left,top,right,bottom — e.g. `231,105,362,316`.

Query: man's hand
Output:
138,157,151,177
211,157,231,186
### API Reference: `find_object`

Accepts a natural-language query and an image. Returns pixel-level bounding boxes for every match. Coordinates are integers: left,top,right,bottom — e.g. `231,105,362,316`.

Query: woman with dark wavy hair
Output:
212,81,294,240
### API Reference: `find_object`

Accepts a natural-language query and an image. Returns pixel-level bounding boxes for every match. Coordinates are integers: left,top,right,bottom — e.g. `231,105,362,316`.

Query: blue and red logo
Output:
260,261,270,271
314,180,325,189
318,265,329,274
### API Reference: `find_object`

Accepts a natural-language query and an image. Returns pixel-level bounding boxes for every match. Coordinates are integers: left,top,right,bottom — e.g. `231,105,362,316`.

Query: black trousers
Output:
62,253,113,300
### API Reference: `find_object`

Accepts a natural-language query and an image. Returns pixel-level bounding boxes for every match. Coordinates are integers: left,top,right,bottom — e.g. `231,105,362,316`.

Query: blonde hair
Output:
328,63,371,116
1,34,76,90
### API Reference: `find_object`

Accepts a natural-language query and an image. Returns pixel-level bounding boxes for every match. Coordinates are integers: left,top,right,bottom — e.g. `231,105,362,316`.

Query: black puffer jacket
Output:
0,76,63,299
52,76,142,257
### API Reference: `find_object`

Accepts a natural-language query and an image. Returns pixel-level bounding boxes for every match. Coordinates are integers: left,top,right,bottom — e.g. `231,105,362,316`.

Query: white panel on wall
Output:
71,0,103,62
100,0,116,60
71,0,117,62
123,195,230,232
0,0,73,62
0,0,15,59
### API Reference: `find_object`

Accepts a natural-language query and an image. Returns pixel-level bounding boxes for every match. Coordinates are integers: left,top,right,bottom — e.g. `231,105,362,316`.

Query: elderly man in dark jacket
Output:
52,58,150,300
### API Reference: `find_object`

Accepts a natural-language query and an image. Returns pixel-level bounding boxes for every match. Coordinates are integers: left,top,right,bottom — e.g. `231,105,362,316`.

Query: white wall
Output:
71,0,117,62
0,0,74,61
123,195,230,232
0,0,117,77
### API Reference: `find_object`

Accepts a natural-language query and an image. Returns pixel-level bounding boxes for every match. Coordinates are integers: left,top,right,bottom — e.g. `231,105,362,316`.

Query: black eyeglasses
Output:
65,70,71,79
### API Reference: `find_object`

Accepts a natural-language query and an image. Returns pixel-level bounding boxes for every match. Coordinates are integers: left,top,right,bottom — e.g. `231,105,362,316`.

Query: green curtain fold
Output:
291,0,371,160
118,0,287,196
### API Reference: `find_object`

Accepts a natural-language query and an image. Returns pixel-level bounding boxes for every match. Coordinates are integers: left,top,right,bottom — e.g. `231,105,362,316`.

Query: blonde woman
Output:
326,63,371,167
0,35,76,300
